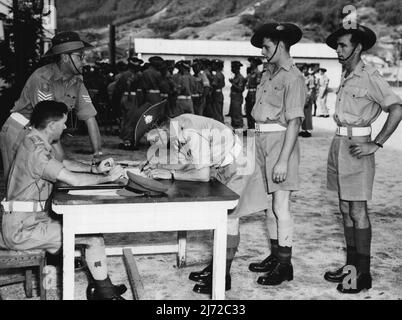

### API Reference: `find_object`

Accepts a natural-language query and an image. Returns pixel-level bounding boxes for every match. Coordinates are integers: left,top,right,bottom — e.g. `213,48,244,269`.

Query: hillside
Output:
56,0,402,65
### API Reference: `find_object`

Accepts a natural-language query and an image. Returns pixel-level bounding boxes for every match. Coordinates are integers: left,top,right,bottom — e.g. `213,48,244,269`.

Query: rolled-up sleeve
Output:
75,83,97,121
284,77,307,121
368,74,402,112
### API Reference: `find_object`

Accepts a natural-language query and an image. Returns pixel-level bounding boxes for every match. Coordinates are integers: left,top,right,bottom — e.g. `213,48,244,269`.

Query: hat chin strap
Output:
339,45,358,62
266,42,280,63
68,54,82,75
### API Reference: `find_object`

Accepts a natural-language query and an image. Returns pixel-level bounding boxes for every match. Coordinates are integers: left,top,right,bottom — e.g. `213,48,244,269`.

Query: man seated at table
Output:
0,100,126,300
142,113,268,294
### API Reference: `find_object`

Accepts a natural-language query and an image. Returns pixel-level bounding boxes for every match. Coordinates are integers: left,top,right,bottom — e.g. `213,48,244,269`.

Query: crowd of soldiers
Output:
82,56,265,150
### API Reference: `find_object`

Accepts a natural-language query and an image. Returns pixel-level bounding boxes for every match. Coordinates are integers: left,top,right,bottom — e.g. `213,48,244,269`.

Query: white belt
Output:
148,90,160,93
255,123,286,133
215,89,222,92
124,91,136,96
1,198,46,212
191,94,201,97
220,136,242,167
177,95,192,100
160,93,169,98
248,88,257,92
11,113,29,127
336,126,371,136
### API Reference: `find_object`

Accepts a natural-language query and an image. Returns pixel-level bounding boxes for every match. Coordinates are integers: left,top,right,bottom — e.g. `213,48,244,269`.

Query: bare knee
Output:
349,201,369,228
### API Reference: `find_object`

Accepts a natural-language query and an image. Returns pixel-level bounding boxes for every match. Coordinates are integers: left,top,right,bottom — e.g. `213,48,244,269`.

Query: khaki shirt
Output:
169,114,235,169
252,59,306,127
247,68,262,89
334,61,402,127
7,129,64,201
230,73,246,94
11,63,97,121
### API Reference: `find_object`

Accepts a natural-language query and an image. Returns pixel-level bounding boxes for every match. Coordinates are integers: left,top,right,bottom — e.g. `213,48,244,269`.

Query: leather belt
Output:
177,95,192,100
10,113,29,127
220,135,242,167
336,126,371,136
123,91,136,96
255,123,286,133
1,199,46,212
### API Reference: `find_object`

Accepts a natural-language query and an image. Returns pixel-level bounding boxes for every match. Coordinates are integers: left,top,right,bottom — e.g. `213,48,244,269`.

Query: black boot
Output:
336,272,372,294
257,262,293,286
189,263,212,282
324,265,352,283
248,254,278,273
86,283,128,300
193,274,231,294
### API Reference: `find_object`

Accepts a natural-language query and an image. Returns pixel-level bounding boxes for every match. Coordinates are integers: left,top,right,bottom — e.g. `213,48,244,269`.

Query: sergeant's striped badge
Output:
82,94,92,103
37,89,53,101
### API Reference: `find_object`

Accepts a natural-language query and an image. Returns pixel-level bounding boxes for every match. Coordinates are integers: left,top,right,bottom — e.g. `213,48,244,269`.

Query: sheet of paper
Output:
68,189,120,196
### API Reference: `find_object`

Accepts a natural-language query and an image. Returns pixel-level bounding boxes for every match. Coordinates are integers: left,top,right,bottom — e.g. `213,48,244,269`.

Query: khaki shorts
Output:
327,135,375,201
256,131,300,194
1,210,104,254
211,153,268,219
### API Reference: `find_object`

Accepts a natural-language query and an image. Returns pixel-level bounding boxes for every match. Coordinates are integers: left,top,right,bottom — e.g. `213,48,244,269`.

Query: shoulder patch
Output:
38,82,53,101
82,94,92,103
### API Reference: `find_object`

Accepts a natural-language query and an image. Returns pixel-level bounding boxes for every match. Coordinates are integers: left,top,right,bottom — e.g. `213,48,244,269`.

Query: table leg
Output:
177,231,187,268
62,222,75,300
212,217,227,300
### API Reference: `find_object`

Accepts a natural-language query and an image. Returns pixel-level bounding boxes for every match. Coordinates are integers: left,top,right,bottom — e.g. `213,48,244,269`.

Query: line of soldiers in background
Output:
82,55,264,150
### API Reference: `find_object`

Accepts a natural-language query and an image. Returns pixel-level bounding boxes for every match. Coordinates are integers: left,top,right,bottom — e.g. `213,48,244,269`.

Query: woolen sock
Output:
346,245,358,266
278,246,292,265
226,234,240,274
270,239,279,257
85,245,108,280
278,218,294,248
265,210,278,243
355,227,372,274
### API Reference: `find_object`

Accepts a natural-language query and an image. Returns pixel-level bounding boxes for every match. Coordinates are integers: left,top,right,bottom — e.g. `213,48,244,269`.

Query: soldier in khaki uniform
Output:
115,57,144,150
144,114,268,294
323,24,402,294
247,23,307,286
245,57,262,129
228,61,246,129
140,56,164,105
1,101,127,300
172,60,196,114
191,60,206,116
0,32,103,179
209,59,225,123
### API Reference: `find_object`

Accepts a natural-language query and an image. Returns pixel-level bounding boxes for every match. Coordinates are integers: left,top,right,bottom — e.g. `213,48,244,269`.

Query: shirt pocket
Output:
343,86,369,116
266,85,284,108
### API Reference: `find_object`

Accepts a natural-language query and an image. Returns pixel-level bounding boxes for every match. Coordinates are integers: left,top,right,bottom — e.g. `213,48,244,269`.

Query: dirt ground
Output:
0,115,401,300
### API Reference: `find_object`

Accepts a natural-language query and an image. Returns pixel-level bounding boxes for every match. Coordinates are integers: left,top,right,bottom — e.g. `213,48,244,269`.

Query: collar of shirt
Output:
51,63,82,84
341,60,366,81
267,58,294,76
27,128,53,152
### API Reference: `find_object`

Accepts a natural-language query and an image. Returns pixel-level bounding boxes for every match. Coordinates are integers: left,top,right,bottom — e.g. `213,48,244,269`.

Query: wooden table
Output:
52,180,239,300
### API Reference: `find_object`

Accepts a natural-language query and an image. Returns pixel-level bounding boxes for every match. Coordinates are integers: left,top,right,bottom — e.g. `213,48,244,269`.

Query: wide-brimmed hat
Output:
231,61,243,68
248,57,263,65
251,22,303,48
319,67,327,72
175,60,192,70
326,24,376,51
128,57,144,68
42,31,93,58
125,171,170,196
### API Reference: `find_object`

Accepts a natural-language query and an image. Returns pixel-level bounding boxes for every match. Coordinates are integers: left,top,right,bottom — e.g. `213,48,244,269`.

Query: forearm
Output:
373,104,402,145
278,118,302,162
62,159,92,173
86,117,102,153
57,168,111,186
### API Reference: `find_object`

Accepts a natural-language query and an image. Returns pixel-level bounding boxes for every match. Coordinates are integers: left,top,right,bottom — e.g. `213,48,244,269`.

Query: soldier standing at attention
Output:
0,31,103,179
245,57,262,130
141,56,164,105
229,61,246,129
191,60,206,116
210,59,225,123
172,60,196,115
115,57,144,150
317,67,330,117
247,22,307,286
323,24,402,293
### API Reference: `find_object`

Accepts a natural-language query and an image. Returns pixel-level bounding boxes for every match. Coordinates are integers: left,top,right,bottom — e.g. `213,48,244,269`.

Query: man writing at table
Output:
143,113,268,294
0,101,126,300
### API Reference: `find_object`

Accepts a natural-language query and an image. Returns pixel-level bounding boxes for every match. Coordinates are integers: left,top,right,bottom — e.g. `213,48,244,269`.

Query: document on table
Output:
68,189,120,196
